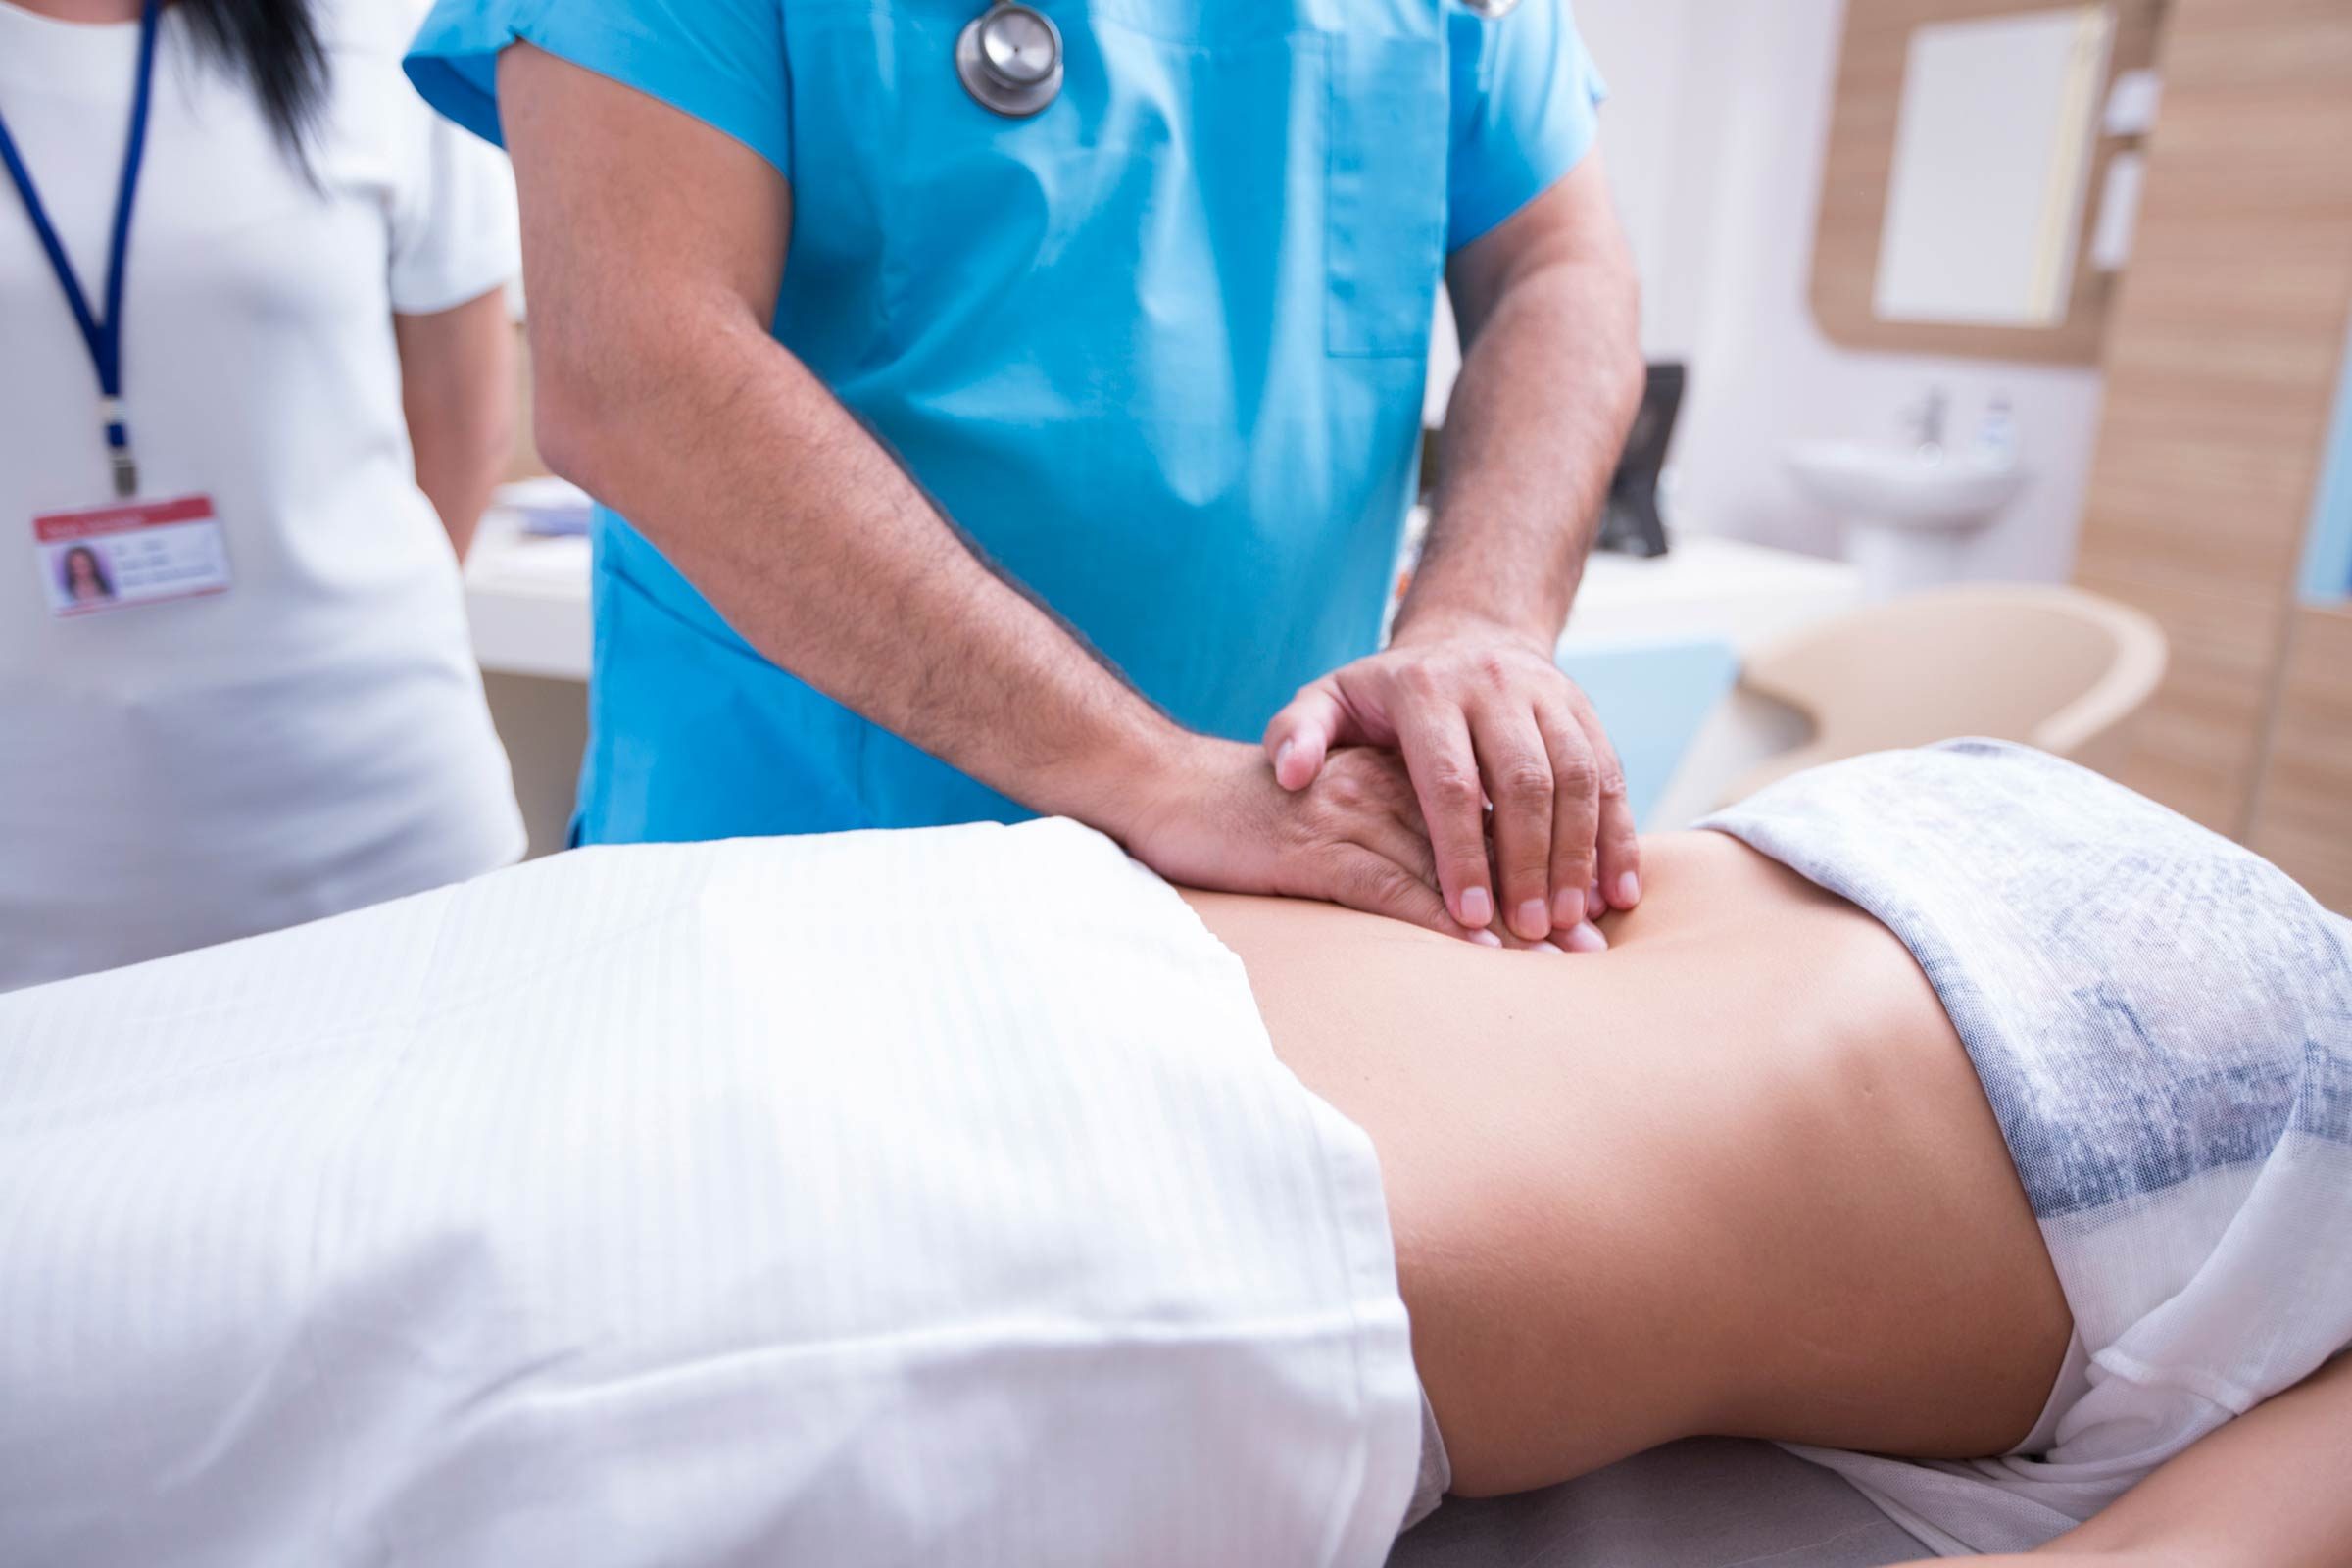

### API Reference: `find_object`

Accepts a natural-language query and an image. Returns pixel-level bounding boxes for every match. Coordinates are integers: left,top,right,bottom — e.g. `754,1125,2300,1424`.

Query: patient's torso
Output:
1184,831,2073,1494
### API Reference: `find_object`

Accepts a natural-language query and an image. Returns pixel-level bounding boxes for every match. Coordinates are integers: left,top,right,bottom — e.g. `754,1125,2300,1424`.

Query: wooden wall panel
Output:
2070,569,2289,830
2069,0,2352,838
2250,605,2352,914
1811,0,2163,365
2074,392,2324,601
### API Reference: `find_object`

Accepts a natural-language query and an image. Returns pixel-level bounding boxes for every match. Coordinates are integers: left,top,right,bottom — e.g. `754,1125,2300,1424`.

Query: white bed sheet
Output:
0,819,1420,1566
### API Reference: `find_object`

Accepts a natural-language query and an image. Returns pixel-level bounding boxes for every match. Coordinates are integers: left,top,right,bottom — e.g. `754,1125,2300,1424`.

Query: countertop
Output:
466,517,1862,684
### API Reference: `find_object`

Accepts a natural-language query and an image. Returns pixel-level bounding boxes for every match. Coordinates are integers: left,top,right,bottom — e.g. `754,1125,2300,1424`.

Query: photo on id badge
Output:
33,495,232,618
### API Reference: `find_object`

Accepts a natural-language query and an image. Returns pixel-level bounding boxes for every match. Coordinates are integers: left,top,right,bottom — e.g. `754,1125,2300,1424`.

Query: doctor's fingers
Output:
1522,697,1596,929
1298,747,1450,905
1300,769,1542,950
1320,842,1470,946
1265,680,1351,792
1548,687,1641,913
1473,700,1571,943
1392,702,1498,936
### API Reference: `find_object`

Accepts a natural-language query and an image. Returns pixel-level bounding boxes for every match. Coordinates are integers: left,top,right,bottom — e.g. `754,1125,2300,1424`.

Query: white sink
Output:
1784,440,2026,532
1785,439,2029,599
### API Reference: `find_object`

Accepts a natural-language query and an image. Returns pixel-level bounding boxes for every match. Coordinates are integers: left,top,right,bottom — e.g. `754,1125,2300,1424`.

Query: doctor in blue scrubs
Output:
405,0,1645,949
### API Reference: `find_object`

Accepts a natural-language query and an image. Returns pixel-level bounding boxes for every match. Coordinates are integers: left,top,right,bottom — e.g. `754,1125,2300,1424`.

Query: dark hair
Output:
62,545,114,600
178,0,330,159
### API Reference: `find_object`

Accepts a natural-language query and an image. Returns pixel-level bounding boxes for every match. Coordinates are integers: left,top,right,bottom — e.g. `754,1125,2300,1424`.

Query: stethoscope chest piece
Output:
1461,0,1522,15
957,2,1064,118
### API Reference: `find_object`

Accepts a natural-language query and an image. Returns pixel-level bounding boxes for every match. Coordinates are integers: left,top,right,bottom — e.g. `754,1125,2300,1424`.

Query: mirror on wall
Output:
1875,7,2114,327
1811,0,2163,367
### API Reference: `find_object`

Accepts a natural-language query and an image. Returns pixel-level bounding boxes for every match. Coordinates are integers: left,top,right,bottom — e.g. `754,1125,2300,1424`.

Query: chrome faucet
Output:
1901,387,1949,457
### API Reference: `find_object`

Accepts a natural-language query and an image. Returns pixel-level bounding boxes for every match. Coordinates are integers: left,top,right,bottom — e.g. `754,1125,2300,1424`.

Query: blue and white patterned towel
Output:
1702,740,2352,1556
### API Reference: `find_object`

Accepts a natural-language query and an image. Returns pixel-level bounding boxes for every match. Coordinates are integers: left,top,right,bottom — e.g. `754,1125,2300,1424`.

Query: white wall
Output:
1444,0,2109,582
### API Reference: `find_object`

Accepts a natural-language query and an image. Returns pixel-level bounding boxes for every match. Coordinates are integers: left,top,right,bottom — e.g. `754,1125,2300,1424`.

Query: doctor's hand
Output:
1117,737,1514,947
1260,617,1642,945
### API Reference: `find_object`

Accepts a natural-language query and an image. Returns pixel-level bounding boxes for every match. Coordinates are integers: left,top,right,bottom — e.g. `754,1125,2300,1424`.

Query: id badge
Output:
33,495,231,618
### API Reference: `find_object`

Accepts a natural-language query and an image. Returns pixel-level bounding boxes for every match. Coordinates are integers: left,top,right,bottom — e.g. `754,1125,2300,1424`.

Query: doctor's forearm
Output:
536,313,1183,824
1401,170,1642,650
397,287,519,562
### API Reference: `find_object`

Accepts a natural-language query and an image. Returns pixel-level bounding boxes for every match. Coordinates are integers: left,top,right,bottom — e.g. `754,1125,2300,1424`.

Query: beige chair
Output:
1723,583,2169,803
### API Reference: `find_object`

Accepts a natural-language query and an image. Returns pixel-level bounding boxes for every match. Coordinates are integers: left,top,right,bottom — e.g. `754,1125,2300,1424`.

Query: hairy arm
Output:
395,285,516,560
499,45,1468,935
1412,149,1643,668
1899,1351,2352,1568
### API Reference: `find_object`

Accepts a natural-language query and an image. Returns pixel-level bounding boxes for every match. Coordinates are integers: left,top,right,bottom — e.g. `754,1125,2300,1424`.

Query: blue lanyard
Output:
0,0,162,499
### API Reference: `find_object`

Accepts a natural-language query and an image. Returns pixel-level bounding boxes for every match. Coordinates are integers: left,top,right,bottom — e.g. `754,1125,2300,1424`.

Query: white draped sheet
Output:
0,818,1421,1566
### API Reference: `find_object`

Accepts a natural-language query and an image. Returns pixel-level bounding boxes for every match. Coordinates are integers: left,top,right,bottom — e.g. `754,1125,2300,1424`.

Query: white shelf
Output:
1561,534,1864,654
464,509,592,682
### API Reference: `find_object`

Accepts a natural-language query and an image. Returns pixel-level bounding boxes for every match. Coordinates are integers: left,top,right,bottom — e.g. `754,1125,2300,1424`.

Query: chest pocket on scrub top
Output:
1323,29,1448,359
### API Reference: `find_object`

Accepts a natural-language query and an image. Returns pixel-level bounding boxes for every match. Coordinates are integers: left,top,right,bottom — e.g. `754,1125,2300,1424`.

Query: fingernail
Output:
1275,738,1295,775
1552,886,1587,929
1563,920,1609,954
1460,886,1493,928
1615,872,1641,909
1534,939,1565,955
1468,927,1503,948
1514,899,1549,941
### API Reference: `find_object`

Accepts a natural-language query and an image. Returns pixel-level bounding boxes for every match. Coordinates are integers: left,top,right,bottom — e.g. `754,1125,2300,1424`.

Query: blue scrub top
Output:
407,0,1605,844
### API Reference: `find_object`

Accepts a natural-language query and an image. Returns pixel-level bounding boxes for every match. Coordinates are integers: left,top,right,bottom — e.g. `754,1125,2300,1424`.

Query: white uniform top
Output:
0,0,524,991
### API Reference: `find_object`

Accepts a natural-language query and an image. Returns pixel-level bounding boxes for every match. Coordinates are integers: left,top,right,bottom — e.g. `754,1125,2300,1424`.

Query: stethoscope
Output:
956,0,1522,119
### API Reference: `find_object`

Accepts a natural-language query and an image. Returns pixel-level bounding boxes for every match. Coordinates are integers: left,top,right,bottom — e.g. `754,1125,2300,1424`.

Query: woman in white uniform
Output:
0,0,523,991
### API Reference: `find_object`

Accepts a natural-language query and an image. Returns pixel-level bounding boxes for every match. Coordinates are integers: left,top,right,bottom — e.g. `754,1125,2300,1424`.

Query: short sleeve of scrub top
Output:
404,0,791,182
1446,0,1609,253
